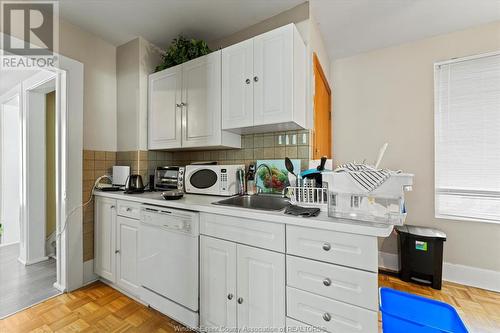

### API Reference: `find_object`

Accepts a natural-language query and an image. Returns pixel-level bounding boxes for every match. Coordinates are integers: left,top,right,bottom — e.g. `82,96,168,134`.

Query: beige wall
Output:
331,21,500,272
209,2,309,49
59,19,117,151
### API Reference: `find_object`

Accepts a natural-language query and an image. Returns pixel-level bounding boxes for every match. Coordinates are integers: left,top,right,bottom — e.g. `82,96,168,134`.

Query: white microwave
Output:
185,165,244,196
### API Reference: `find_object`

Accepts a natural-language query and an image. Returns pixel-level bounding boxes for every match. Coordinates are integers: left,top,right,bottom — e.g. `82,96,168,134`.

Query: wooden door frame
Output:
312,52,332,159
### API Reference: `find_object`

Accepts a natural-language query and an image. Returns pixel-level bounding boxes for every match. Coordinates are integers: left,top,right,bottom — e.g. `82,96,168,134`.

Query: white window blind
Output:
435,52,500,224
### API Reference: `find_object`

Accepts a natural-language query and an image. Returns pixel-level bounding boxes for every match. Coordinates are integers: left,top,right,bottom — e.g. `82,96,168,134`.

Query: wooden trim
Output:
313,53,331,94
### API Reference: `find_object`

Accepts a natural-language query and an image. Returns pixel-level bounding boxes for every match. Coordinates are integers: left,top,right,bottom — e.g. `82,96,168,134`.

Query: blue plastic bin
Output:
379,287,468,333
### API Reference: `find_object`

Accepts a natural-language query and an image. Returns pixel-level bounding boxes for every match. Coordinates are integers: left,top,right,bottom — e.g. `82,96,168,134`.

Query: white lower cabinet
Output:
200,236,237,328
200,235,285,331
116,216,140,296
287,287,378,333
94,197,117,282
94,197,140,297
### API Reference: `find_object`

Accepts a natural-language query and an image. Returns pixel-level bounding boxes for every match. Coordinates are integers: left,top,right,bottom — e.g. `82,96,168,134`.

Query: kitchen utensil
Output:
374,142,389,169
285,157,298,187
124,174,146,194
300,156,327,186
161,189,184,200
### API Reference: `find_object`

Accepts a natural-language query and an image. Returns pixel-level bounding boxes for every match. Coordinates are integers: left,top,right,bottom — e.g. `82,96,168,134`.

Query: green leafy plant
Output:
155,36,212,72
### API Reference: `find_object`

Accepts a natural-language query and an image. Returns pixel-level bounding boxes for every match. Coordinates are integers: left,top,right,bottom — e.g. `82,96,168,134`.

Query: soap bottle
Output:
246,164,256,195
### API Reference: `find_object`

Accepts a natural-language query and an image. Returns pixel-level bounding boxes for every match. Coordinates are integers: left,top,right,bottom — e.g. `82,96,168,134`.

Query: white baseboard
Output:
18,256,49,266
378,251,500,293
83,259,98,285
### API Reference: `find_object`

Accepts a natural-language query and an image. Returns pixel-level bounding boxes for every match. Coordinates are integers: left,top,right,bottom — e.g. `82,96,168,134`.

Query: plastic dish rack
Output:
286,186,328,211
322,171,414,225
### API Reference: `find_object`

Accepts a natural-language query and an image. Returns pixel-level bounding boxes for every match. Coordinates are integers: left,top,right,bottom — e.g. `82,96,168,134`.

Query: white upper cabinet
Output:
182,52,223,148
222,23,306,134
148,50,240,150
148,66,182,150
221,39,254,129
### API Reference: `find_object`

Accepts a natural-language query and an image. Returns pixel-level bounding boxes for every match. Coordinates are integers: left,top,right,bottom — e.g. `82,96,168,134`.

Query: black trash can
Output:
395,225,447,290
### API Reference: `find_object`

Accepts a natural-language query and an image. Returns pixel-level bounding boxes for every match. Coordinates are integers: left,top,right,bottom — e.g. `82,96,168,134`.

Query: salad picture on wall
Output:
256,159,301,193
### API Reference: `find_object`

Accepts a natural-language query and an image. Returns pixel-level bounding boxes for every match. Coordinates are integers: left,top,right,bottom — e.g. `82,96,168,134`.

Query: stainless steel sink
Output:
213,195,290,211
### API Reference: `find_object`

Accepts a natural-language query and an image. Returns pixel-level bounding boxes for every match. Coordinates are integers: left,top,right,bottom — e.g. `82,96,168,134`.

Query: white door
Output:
94,197,116,282
236,244,286,329
253,24,293,126
222,39,254,130
116,216,139,296
181,51,222,148
200,236,237,329
148,66,182,149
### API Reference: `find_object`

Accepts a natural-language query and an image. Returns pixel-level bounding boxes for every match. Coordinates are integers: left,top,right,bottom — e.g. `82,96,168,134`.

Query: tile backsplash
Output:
147,130,311,175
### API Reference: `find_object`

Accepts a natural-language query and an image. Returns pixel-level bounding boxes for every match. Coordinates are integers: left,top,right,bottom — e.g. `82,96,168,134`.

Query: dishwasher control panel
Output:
140,205,200,236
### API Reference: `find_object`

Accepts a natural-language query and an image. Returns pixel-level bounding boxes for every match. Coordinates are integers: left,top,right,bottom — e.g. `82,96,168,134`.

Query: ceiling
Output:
58,0,304,48
311,0,500,59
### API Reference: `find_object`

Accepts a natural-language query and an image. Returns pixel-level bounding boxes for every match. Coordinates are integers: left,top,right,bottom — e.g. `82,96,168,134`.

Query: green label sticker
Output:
415,241,428,251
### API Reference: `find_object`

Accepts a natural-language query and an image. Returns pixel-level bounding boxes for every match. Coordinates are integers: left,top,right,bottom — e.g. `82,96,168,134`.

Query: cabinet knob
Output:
245,78,251,84
323,278,331,286
176,103,182,107
237,297,243,304
126,207,132,212
323,312,331,322
322,243,331,251
115,249,120,254
253,76,259,82
227,293,233,300
180,102,187,107
110,205,116,209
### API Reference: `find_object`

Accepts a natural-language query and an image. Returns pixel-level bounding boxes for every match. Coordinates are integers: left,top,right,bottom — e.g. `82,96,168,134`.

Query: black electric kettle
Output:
124,174,146,194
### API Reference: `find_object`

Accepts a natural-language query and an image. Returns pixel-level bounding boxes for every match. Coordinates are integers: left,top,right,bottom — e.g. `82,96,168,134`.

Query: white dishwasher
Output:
139,205,200,328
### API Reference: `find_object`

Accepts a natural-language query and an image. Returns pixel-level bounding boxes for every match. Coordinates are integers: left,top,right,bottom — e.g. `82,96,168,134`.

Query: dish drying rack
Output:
285,184,329,211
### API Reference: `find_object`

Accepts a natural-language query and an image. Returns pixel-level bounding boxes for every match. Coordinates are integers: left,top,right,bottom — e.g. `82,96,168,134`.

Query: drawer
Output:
286,226,378,272
287,287,378,333
287,256,378,310
200,213,285,252
286,317,326,332
116,200,141,219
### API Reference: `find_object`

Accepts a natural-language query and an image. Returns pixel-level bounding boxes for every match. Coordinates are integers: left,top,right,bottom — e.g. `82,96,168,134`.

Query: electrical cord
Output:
56,175,112,239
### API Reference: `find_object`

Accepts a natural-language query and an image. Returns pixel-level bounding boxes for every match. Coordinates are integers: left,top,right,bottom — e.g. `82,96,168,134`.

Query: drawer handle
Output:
227,293,233,300
237,297,243,304
323,312,331,322
323,278,331,286
322,243,331,251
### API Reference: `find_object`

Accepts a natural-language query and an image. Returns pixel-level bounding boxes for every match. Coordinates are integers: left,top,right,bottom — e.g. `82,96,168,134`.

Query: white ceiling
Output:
311,0,500,59
58,0,304,47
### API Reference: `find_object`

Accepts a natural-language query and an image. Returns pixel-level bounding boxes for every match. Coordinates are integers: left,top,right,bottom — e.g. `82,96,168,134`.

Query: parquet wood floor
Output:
0,274,499,332
379,273,500,333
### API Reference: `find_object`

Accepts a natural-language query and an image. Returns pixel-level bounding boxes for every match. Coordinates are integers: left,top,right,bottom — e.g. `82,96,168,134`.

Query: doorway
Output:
0,74,61,318
312,53,332,159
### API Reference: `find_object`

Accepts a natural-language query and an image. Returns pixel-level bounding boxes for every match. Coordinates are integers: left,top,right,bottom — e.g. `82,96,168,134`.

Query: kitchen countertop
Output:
94,190,394,237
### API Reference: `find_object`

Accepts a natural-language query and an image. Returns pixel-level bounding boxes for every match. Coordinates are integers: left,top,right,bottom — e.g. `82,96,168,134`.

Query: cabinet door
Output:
94,197,116,282
237,244,286,329
253,24,293,126
181,51,222,148
148,66,182,149
116,216,140,296
200,236,237,329
221,39,254,130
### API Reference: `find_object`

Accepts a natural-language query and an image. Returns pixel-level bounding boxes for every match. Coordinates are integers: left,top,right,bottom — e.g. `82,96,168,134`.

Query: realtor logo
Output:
1,1,59,69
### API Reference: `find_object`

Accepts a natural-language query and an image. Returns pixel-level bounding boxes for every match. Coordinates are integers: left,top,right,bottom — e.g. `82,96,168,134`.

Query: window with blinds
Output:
434,52,500,224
